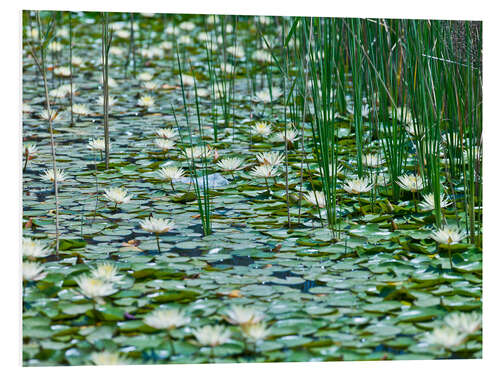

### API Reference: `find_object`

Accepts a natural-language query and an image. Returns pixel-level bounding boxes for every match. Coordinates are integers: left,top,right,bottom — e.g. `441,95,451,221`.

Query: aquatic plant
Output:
22,238,51,259
100,11,112,169
103,187,131,207
193,325,231,348
139,216,175,253
431,225,467,268
250,164,278,194
41,168,67,183
26,11,61,257
90,263,124,284
144,308,190,355
20,12,482,365
424,326,467,349
157,166,185,191
75,275,117,303
90,351,131,366
22,261,47,281
419,193,452,212
224,305,265,326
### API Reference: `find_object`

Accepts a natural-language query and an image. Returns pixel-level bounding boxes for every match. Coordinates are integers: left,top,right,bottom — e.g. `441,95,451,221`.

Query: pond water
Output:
22,12,482,366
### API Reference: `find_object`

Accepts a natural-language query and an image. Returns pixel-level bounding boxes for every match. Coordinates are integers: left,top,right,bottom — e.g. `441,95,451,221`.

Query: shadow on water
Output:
208,254,255,267
266,269,320,293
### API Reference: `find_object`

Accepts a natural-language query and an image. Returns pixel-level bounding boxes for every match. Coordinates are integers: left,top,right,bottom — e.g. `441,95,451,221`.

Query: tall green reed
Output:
101,12,112,169
297,17,342,238
174,45,212,236
26,12,61,257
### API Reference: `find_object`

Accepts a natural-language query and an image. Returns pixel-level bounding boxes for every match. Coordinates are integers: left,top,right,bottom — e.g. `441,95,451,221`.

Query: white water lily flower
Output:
28,28,39,40
206,15,218,24
24,143,38,156
104,187,131,205
419,193,452,211
165,25,179,35
143,81,160,90
362,154,384,168
179,21,196,31
54,110,71,122
444,312,482,335
220,24,234,33
252,50,273,63
225,305,265,325
155,139,175,152
313,163,344,177
220,63,235,74
197,31,211,42
392,106,414,125
193,325,231,347
155,128,177,139
90,263,124,284
342,177,373,194
160,41,173,50
56,28,69,38
50,84,77,98
252,122,272,137
254,87,282,103
23,103,33,113
140,217,175,234
54,66,71,77
76,275,117,300
99,76,117,88
49,88,67,99
39,109,58,121
217,157,244,172
88,138,106,152
196,88,210,98
71,56,83,67
47,41,63,52
250,164,278,178
179,74,195,86
347,104,370,118
71,104,91,116
242,322,270,342
430,225,467,245
227,45,245,59
396,174,424,192
137,72,153,81
405,122,420,136
304,191,326,208
90,351,130,366
257,16,273,25
115,29,130,39
158,166,185,181
144,308,190,329
273,127,299,143
61,84,77,95
178,35,193,44
183,146,211,159
140,47,164,59
23,261,47,281
138,95,155,108
424,326,467,349
23,238,51,259
41,168,67,183
109,46,124,56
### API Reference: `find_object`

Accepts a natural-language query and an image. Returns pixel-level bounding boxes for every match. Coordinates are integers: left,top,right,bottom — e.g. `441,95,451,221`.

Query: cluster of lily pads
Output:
22,11,481,366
